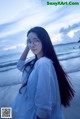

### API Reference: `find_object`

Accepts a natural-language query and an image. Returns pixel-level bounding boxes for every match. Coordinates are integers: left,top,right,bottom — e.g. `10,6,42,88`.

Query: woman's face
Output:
27,32,43,59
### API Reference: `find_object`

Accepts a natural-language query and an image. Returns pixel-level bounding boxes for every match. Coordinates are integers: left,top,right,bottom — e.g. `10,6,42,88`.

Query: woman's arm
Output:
17,46,30,72
19,46,30,60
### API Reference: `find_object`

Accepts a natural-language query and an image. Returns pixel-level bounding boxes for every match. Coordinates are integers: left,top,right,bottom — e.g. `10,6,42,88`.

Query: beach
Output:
63,71,80,119
0,42,80,119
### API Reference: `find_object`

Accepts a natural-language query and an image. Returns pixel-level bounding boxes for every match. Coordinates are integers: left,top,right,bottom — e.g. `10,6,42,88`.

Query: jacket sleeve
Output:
35,61,57,118
17,57,35,72
17,60,26,72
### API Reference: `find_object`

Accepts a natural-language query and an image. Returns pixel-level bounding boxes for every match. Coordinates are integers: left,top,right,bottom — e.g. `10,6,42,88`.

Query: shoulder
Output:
35,57,53,67
25,56,35,64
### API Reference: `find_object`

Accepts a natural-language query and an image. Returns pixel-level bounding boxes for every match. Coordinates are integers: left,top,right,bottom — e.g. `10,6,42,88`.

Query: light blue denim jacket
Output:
12,57,64,119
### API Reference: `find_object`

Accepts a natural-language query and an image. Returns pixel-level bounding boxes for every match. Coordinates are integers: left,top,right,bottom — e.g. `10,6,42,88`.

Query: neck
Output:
37,53,44,59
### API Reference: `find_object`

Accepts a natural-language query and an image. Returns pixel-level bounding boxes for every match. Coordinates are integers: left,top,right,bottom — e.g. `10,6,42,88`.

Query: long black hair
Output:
19,26,75,107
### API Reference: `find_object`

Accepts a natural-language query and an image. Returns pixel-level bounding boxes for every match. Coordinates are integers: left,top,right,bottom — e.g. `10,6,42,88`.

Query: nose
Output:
30,42,35,48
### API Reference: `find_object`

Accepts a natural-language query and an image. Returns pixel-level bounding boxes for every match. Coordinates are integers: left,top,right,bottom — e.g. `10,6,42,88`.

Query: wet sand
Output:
63,71,80,119
0,70,80,119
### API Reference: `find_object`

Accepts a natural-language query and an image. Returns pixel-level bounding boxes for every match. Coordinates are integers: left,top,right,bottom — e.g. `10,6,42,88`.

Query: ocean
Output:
0,42,80,74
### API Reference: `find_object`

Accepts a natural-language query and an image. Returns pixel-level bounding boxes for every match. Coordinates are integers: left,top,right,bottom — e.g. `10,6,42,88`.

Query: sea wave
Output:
57,49,80,56
0,45,80,73
0,67,16,72
0,62,17,68
0,52,20,58
59,54,80,61
0,55,80,74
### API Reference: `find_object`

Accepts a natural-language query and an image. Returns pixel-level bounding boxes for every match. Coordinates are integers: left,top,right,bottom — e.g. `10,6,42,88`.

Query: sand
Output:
0,69,80,119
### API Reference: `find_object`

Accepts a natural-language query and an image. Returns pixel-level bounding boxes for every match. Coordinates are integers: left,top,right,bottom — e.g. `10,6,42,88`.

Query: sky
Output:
0,0,80,52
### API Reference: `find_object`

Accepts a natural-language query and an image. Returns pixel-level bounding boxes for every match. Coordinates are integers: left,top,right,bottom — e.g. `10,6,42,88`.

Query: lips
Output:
32,49,37,51
32,49,36,50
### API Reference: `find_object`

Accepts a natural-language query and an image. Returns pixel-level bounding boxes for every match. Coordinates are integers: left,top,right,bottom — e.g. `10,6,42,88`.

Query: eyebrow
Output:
27,38,39,41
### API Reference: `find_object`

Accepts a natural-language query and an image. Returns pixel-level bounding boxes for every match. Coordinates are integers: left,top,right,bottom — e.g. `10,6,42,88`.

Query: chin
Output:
32,51,38,55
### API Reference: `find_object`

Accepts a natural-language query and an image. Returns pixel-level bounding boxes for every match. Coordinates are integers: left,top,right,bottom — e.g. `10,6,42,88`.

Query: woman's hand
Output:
26,45,30,52
19,46,30,60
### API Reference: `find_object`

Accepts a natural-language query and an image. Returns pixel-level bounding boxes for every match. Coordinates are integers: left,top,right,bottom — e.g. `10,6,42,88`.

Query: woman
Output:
12,26,74,119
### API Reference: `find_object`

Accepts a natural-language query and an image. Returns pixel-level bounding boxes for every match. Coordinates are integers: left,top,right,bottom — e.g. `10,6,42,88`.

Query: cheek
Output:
28,46,32,50
38,44,42,51
28,46,31,49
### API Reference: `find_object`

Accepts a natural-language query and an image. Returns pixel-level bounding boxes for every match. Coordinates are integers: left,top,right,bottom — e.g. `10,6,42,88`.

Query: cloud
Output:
58,22,80,43
72,30,80,41
51,33,62,44
60,29,80,43
60,22,80,34
0,20,18,32
3,44,25,51
0,0,80,45
0,4,62,39
0,30,27,52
